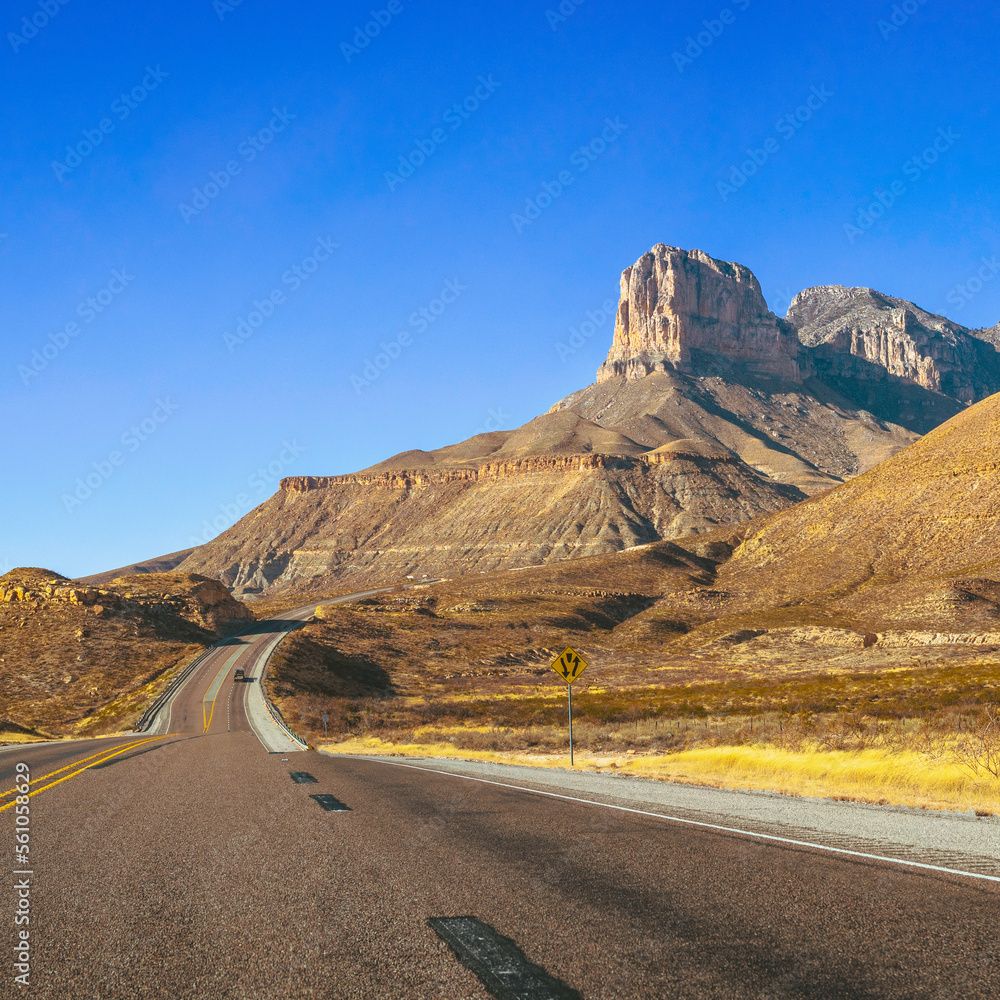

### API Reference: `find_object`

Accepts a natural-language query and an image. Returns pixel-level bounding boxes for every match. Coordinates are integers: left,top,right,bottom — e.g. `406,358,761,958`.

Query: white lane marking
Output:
147,588,393,746
352,757,1000,885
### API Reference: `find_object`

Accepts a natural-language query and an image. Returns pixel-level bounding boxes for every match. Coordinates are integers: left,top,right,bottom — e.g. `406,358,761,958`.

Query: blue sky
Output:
2,0,998,578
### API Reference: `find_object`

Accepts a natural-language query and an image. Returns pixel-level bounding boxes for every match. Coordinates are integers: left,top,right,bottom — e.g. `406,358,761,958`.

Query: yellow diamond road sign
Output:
551,646,588,685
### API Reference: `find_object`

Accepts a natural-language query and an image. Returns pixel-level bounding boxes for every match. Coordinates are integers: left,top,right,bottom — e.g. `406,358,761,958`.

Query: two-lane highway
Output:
2,589,1000,998
142,586,393,747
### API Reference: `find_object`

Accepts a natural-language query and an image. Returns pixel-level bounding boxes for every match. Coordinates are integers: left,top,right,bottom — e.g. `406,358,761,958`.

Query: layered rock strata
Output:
598,245,808,382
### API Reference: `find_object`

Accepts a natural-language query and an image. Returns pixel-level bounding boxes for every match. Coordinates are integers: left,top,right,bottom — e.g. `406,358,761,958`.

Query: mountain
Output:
788,284,1000,432
171,241,1000,596
598,245,806,381
75,547,195,586
718,390,1000,628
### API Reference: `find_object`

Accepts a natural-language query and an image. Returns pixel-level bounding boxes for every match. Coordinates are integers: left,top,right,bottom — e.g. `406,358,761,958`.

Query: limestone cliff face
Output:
597,244,807,383
280,453,703,495
595,245,1000,434
789,285,1000,407
179,450,803,595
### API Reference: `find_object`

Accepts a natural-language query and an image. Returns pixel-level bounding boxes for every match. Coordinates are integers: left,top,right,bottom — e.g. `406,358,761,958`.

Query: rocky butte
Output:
598,245,807,382
134,243,1000,596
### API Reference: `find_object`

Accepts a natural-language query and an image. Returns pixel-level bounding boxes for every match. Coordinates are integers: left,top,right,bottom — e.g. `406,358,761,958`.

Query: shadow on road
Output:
216,619,307,645
88,735,195,769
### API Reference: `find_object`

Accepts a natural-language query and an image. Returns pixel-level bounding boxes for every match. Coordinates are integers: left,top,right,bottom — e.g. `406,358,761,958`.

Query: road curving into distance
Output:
1,587,999,998
143,586,393,749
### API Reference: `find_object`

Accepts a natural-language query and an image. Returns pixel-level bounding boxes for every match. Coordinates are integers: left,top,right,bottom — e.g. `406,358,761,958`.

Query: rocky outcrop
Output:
280,451,739,495
597,244,808,383
973,322,1000,350
0,570,251,634
0,569,252,738
789,285,1000,407
594,246,1000,435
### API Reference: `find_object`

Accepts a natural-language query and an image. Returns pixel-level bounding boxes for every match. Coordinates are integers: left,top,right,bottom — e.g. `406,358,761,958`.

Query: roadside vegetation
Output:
263,554,1000,813
0,567,246,739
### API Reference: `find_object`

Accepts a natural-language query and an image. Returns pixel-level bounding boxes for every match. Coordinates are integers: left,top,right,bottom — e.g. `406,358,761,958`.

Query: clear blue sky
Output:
2,0,997,578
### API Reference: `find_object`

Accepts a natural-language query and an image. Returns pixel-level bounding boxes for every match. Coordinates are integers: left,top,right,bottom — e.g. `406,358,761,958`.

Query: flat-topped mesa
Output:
597,244,807,383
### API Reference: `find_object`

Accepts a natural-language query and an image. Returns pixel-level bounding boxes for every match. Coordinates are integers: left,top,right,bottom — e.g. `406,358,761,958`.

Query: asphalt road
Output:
2,600,999,998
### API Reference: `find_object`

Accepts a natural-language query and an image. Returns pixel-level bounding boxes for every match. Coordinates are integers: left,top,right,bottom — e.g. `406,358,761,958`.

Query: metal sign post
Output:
568,683,574,766
550,647,588,766
322,713,329,739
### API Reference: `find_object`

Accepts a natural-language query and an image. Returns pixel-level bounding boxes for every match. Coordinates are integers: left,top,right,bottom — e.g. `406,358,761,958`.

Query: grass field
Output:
320,736,1000,813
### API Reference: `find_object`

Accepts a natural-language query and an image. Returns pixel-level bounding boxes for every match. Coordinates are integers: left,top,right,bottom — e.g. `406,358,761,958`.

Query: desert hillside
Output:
719,389,1000,622
261,393,1000,811
0,569,251,737
180,241,995,597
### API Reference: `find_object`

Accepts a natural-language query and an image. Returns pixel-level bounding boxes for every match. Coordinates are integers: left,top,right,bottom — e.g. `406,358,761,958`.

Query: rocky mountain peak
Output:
597,243,1000,433
788,282,1000,413
597,244,807,383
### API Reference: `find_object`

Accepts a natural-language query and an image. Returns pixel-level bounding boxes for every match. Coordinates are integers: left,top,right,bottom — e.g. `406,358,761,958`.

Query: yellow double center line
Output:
0,736,169,813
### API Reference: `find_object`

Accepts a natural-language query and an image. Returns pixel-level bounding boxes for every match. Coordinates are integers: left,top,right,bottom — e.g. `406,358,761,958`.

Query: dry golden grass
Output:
321,736,1000,813
262,537,1000,813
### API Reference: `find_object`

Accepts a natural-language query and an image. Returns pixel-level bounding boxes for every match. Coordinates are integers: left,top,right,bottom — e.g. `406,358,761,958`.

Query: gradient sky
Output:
2,0,998,578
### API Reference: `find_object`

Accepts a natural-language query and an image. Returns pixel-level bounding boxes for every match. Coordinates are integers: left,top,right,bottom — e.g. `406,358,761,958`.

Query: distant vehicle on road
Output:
234,667,246,682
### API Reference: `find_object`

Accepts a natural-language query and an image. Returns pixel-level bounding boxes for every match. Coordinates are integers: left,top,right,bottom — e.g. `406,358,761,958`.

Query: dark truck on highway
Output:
233,667,246,682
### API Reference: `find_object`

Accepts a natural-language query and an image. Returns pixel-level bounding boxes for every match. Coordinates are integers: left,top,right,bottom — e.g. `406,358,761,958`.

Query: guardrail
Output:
257,646,310,750
253,586,401,749
135,621,259,733
137,585,407,741
135,647,213,733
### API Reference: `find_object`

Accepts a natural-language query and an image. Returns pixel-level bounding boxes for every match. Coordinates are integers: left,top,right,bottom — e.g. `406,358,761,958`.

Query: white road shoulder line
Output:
353,756,1000,884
